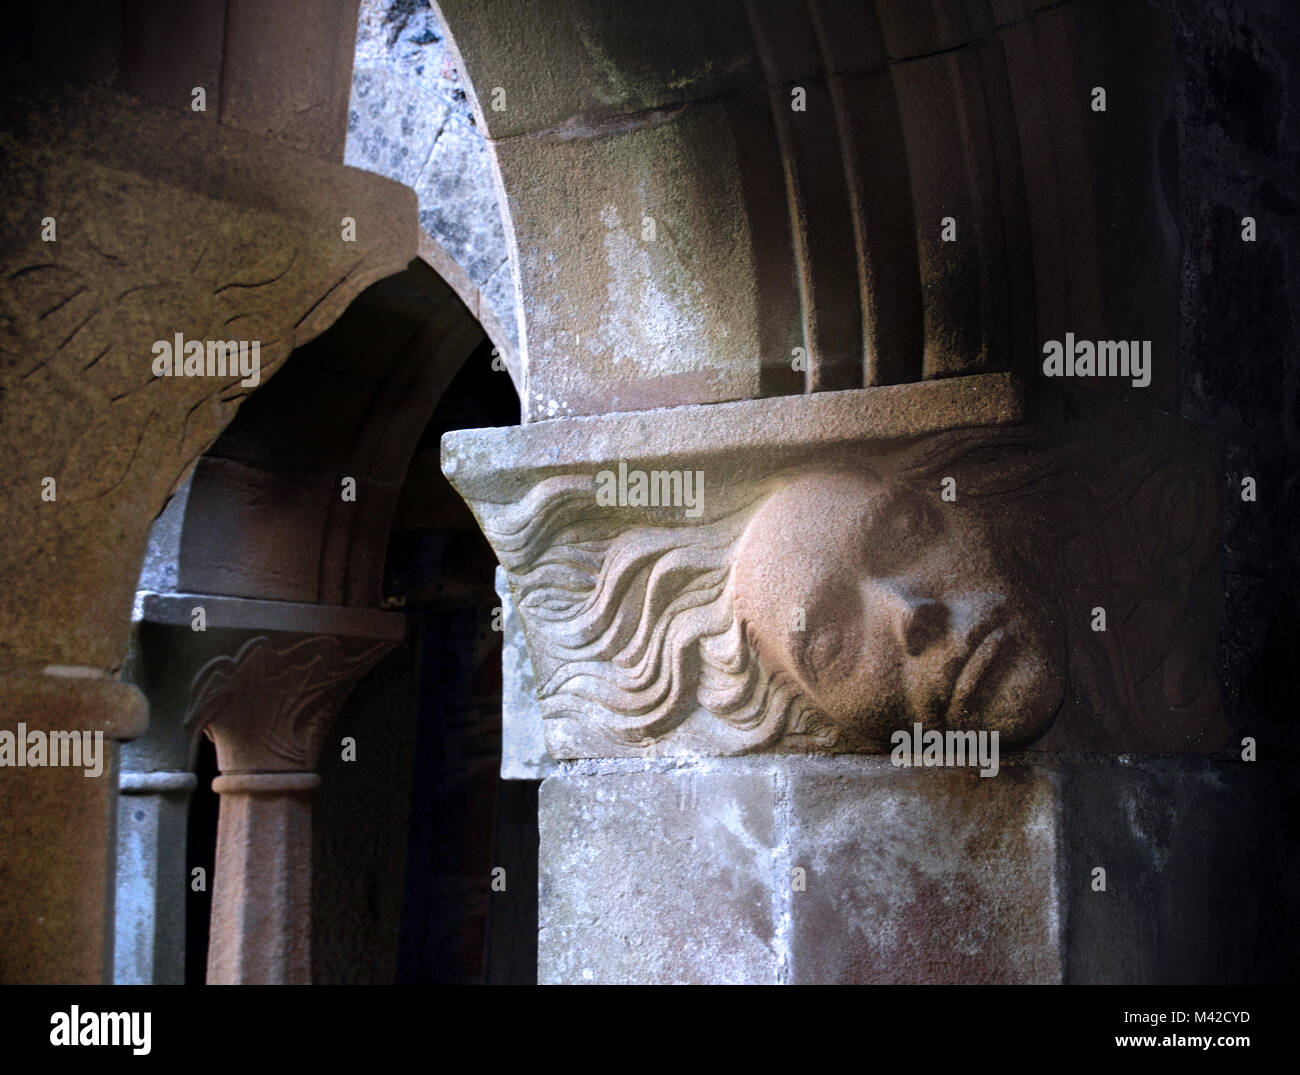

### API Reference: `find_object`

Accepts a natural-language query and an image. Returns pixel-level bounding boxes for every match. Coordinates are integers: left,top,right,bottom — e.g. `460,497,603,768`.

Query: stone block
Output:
539,763,782,983
0,670,147,983
437,0,762,140
346,66,454,189
537,756,1277,984
785,760,1061,984
491,96,779,419
417,118,508,288
220,0,361,161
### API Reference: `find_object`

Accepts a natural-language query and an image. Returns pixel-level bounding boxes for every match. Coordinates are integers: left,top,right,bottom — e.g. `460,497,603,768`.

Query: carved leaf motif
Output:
184,634,392,770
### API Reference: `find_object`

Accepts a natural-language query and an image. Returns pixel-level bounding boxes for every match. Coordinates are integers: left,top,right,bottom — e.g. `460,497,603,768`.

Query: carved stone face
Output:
731,472,1065,750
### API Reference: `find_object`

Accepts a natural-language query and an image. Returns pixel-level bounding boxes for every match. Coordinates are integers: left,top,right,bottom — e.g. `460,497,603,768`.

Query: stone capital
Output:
192,632,396,774
123,592,404,775
444,374,1226,758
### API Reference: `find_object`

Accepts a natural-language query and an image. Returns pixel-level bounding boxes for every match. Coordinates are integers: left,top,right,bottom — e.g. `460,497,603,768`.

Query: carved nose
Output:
898,595,949,657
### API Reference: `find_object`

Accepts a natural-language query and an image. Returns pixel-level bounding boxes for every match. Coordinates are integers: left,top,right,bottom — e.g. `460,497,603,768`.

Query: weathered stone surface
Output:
418,119,508,294
114,772,195,985
446,371,1024,487
445,376,1226,758
492,97,777,420
347,0,519,353
1174,0,1300,767
433,0,1181,419
437,0,762,142
540,755,1279,984
0,670,147,984
785,761,1060,984
0,78,417,673
122,0,226,116
496,567,556,781
539,764,781,984
348,66,454,189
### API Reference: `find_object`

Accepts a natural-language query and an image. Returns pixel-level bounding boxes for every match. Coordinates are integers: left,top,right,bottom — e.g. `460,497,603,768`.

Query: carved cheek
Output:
800,603,889,711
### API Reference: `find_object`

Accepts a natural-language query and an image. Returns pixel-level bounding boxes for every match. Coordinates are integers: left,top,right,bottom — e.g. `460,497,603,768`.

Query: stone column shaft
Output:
208,772,320,985
116,593,403,984
114,770,197,985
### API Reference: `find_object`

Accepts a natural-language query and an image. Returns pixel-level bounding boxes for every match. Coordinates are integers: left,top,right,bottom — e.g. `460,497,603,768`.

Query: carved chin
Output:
945,635,1065,745
819,633,1065,750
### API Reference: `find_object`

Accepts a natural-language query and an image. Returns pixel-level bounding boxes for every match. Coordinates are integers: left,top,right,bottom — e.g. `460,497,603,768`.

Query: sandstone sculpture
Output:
445,374,1226,757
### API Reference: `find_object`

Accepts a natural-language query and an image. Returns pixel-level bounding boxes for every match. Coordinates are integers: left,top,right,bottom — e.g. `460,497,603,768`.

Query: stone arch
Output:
346,0,524,392
119,252,517,983
151,256,489,609
428,0,1180,418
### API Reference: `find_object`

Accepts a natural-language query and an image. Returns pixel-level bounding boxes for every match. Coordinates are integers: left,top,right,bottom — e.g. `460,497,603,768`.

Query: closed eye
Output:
801,625,842,683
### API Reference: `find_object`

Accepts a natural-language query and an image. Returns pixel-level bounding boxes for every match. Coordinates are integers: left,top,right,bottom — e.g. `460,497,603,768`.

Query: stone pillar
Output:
208,771,321,984
134,599,405,985
112,593,404,984
114,595,405,984
115,770,197,985
444,375,1235,983
0,76,416,983
114,590,202,986
537,755,1269,984
0,669,147,984
538,758,1062,984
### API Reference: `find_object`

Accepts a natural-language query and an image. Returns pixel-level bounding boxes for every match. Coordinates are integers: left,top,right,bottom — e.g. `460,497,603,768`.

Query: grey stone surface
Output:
785,762,1061,984
136,476,191,596
444,372,1025,497
348,65,453,189
539,764,783,984
417,119,508,290
114,778,195,985
345,0,518,350
480,258,519,351
491,97,774,421
496,567,556,781
539,755,1280,983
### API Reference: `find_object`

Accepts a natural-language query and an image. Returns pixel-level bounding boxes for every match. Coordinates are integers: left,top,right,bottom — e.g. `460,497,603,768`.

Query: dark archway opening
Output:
314,336,534,983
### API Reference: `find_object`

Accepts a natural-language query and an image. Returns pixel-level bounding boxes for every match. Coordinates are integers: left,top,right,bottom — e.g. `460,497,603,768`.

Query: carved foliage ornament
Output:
183,634,392,772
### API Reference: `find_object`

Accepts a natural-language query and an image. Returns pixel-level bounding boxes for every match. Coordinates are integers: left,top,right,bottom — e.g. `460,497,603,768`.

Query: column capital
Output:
122,591,403,775
445,376,1226,758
